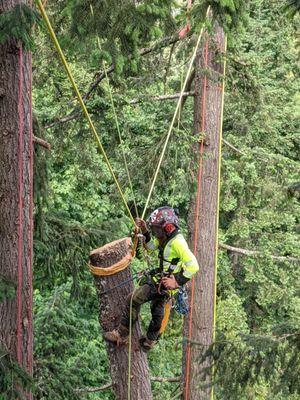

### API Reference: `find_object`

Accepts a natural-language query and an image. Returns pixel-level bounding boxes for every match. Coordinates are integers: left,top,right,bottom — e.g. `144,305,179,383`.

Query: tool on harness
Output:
174,286,189,315
151,254,180,295
137,268,156,286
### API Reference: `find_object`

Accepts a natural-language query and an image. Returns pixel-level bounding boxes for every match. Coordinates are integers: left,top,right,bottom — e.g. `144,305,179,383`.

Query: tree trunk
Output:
90,237,152,400
183,23,226,400
0,1,33,398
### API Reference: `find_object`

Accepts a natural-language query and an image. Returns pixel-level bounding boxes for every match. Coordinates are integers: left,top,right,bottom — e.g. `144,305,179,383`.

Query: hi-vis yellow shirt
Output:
145,233,199,280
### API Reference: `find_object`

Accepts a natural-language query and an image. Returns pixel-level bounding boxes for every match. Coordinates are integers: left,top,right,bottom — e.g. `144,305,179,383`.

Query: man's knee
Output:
128,285,151,308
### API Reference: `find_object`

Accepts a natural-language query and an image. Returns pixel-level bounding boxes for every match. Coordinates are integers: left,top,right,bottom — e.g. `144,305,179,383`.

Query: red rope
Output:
179,0,192,39
184,38,209,400
27,49,34,381
17,44,24,365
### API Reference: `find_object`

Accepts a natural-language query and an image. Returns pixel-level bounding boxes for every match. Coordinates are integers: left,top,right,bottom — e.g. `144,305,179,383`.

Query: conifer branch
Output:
129,91,195,105
75,376,181,393
44,113,78,129
222,138,245,155
33,135,51,150
44,31,189,129
85,31,186,101
219,243,299,262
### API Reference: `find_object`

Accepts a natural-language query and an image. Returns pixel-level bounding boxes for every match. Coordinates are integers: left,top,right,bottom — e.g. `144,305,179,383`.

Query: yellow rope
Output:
36,0,135,226
102,58,139,218
211,34,227,400
89,4,139,218
89,235,138,276
127,290,135,400
141,7,211,220
88,253,132,276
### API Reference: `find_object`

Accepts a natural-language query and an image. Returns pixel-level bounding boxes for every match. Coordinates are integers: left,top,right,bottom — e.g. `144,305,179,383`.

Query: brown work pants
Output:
120,283,169,341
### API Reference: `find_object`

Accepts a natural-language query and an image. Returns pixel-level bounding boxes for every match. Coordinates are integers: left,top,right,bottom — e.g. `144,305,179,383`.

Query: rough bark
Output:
0,0,33,397
90,237,152,400
183,23,226,400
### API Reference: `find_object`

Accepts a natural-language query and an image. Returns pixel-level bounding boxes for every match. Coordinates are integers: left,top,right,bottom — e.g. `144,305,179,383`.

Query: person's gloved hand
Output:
135,218,148,234
161,275,179,290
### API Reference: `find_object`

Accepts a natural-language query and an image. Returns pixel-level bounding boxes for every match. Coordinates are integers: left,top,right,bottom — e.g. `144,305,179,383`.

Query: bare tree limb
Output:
219,243,299,262
75,382,112,394
222,138,245,155
75,376,181,394
44,90,195,129
33,135,51,150
178,68,195,113
44,112,79,129
151,376,181,383
129,91,195,105
170,391,184,400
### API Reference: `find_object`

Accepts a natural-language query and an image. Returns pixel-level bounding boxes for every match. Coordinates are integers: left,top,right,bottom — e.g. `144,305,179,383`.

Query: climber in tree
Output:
103,206,199,352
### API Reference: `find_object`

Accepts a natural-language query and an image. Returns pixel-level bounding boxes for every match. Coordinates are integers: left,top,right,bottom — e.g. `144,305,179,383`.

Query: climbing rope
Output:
17,44,24,366
36,0,136,226
89,4,139,218
141,6,211,220
102,60,139,218
89,234,138,277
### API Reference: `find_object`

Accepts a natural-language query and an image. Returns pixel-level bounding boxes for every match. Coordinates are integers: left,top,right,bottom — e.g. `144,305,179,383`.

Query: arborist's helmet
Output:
148,206,179,235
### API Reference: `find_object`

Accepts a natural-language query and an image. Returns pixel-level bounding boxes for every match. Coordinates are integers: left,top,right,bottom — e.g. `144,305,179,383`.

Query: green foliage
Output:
34,281,111,400
209,324,300,399
28,0,300,398
0,4,41,49
69,0,177,74
33,211,122,297
192,0,250,33
0,347,34,400
0,274,16,303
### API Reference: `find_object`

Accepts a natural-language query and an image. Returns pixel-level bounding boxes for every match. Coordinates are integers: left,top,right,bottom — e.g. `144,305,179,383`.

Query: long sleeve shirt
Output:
144,230,199,286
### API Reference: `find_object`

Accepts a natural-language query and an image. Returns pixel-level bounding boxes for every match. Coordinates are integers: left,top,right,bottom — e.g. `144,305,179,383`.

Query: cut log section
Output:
90,237,152,400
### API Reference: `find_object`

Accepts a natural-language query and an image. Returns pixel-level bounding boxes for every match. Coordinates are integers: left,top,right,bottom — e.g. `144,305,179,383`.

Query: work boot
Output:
139,335,156,352
103,325,128,346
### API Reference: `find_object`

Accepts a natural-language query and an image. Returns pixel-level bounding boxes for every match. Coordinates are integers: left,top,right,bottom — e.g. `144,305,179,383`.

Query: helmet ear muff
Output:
164,223,176,235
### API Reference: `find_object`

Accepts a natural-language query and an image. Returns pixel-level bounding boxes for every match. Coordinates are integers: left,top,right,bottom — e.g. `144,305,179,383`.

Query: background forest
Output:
1,0,299,399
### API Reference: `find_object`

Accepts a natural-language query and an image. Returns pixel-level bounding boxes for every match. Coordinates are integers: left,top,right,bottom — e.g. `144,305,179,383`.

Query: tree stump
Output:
90,237,152,400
